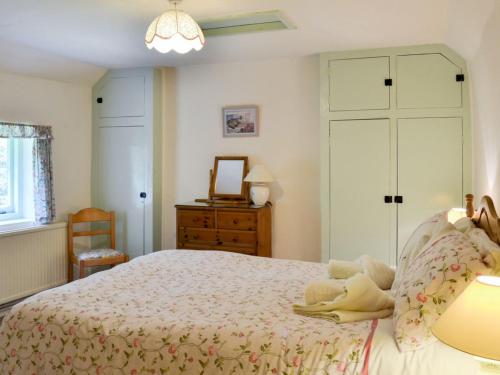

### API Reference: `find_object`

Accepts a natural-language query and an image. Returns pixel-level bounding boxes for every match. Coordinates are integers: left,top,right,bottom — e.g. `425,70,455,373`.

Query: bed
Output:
0,195,496,374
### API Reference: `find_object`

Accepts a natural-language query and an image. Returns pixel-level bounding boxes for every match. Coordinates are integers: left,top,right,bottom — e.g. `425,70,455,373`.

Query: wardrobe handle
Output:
140,192,147,198
384,196,393,203
395,196,403,204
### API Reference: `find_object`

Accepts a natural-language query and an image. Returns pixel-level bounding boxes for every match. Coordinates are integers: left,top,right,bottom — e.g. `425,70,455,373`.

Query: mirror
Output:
209,156,249,201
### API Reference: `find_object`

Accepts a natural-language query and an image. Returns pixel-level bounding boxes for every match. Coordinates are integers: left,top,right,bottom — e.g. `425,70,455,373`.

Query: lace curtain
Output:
0,122,55,224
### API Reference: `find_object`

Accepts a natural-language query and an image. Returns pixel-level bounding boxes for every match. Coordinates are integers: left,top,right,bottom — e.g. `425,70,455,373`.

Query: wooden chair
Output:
67,208,128,282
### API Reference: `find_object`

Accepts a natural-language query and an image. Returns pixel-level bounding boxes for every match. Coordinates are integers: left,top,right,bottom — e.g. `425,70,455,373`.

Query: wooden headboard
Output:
465,194,500,245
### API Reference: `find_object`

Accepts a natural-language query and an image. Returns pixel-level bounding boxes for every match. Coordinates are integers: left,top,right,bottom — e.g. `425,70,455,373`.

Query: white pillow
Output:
453,217,475,234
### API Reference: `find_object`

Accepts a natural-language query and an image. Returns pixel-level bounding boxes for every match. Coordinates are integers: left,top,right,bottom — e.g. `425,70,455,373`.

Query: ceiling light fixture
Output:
145,0,205,54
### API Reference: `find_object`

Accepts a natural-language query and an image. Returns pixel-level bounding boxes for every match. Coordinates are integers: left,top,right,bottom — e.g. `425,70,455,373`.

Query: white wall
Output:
164,57,321,261
460,3,500,204
0,72,93,221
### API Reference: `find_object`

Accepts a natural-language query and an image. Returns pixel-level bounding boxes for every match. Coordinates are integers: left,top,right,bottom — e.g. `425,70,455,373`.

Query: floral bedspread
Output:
0,250,379,374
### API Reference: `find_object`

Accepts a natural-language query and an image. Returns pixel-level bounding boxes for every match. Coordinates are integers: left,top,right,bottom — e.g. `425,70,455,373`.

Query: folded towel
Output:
304,279,344,305
294,273,394,323
294,308,394,323
328,255,395,290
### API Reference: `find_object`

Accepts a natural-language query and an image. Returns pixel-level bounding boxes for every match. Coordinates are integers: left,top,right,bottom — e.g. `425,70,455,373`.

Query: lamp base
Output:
250,185,269,206
476,357,500,374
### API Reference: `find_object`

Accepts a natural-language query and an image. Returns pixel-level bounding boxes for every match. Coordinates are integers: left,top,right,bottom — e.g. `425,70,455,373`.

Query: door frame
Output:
320,44,471,264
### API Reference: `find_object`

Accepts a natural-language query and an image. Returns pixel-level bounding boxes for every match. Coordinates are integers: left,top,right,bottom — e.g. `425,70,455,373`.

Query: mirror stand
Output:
195,156,250,205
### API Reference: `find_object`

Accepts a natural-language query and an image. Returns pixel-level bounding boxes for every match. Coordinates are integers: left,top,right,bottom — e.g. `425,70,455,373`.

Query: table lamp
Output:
432,275,500,374
447,207,467,224
244,165,274,206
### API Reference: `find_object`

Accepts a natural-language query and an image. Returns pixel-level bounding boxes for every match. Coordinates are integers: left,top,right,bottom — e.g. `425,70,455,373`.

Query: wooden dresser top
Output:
175,201,271,210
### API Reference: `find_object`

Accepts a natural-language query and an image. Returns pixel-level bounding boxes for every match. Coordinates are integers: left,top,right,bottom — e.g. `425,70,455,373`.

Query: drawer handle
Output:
233,219,239,224
232,237,238,242
193,217,200,222
217,241,223,245
184,234,188,239
193,234,199,240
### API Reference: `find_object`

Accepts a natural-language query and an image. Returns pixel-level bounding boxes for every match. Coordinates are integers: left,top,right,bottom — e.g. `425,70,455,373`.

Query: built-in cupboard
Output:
92,68,162,259
320,45,471,265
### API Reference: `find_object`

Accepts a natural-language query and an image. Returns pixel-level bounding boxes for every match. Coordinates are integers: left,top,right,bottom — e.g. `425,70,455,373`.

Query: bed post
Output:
465,194,474,218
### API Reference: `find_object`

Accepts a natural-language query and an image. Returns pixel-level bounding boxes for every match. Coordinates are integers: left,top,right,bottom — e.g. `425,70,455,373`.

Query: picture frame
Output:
222,105,259,137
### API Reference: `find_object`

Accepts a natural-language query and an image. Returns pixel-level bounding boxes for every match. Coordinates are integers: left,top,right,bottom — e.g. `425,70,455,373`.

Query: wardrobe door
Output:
397,118,463,253
328,57,390,111
330,119,393,264
97,126,146,258
97,76,146,119
396,54,462,109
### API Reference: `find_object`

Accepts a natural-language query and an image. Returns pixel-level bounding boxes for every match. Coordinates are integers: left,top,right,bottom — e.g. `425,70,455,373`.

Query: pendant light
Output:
145,0,205,54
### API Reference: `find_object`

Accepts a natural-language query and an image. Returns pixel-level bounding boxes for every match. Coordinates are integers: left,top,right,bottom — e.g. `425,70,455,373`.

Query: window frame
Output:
0,139,25,222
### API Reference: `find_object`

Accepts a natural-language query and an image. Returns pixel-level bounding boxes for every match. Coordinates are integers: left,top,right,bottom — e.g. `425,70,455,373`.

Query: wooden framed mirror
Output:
209,156,249,202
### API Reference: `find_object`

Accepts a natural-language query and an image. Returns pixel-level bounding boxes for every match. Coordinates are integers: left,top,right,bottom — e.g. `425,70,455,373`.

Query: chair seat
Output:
76,248,124,261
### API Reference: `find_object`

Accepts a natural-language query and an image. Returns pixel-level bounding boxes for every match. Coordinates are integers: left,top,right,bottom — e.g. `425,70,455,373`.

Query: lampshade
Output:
244,165,274,183
431,275,500,361
447,207,467,224
145,0,205,54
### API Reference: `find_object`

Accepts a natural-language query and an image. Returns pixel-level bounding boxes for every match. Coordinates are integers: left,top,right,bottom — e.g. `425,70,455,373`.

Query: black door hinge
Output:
384,79,393,86
395,196,403,204
456,74,465,82
384,196,393,203
96,97,103,103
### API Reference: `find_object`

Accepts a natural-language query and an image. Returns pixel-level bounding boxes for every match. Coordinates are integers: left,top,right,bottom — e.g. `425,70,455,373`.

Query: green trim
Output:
199,10,295,37
202,22,287,37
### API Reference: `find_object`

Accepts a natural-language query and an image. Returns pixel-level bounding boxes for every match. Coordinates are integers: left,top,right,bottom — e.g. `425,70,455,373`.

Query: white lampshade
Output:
145,1,205,54
447,207,467,224
432,275,500,361
244,165,274,183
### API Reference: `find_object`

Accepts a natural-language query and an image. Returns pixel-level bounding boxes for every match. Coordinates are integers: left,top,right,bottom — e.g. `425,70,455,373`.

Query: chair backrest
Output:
67,208,116,260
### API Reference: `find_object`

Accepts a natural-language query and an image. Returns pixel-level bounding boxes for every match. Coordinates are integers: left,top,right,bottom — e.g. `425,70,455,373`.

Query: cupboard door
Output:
396,54,462,109
330,119,393,264
397,118,462,253
97,126,146,259
328,57,390,111
98,76,145,118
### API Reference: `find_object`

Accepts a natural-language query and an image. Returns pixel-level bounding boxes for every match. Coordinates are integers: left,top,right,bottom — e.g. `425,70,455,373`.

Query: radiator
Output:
0,222,67,305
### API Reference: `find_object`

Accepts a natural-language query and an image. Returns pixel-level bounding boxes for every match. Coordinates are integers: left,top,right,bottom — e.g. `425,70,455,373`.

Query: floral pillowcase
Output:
392,229,492,352
392,212,454,293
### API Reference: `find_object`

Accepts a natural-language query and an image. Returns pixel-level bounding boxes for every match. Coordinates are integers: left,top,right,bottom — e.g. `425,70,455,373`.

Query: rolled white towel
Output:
327,259,362,279
304,279,344,305
328,255,395,290
358,255,395,291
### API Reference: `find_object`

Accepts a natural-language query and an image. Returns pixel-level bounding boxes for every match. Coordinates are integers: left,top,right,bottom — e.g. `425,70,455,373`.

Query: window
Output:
0,138,34,223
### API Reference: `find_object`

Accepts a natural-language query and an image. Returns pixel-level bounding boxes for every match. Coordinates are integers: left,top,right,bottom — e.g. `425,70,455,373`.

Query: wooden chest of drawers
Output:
175,202,272,257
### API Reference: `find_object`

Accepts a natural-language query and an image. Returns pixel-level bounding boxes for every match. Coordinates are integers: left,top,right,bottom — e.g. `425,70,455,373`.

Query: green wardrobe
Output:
320,44,471,265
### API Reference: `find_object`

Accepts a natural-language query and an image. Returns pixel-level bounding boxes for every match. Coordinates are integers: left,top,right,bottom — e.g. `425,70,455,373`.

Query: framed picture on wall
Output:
222,105,259,137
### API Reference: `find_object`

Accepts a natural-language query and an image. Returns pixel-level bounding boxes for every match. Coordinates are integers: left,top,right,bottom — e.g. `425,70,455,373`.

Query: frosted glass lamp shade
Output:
447,208,467,224
432,276,500,361
244,165,274,183
145,7,205,54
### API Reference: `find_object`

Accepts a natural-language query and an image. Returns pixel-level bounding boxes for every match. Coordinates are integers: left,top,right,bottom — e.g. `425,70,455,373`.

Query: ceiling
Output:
0,0,494,84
